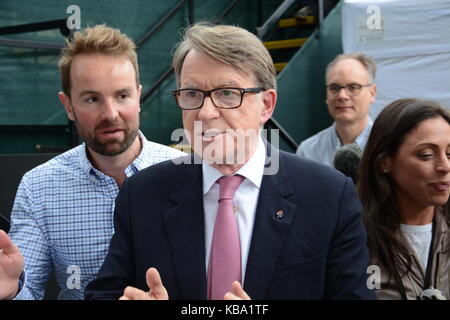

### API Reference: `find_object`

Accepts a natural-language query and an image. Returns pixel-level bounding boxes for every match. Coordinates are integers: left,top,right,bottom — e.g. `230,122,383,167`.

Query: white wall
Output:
342,0,450,118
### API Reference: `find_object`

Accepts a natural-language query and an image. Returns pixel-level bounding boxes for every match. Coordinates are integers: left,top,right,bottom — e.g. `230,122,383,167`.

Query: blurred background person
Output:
358,98,450,300
297,53,377,166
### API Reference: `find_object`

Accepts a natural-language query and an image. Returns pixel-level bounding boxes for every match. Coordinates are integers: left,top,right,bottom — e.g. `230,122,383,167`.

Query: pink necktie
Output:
207,174,244,300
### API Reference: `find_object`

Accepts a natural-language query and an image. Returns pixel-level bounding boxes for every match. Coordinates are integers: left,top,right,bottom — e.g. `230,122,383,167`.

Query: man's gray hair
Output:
172,22,277,90
326,53,377,83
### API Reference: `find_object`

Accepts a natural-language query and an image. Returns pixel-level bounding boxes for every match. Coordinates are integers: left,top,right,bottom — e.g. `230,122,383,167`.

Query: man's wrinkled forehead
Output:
179,49,258,88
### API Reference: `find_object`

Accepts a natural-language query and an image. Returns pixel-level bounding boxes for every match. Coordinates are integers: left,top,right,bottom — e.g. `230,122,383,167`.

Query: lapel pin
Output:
276,210,284,219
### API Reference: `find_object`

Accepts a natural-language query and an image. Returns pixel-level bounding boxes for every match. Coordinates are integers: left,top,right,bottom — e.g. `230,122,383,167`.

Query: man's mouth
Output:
201,129,223,141
336,105,353,109
98,128,123,137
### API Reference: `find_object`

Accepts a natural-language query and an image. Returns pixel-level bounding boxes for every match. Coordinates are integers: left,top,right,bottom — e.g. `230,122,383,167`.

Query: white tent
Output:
342,0,450,118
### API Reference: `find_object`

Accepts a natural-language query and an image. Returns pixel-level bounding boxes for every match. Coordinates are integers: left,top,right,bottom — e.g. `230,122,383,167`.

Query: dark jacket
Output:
85,149,375,300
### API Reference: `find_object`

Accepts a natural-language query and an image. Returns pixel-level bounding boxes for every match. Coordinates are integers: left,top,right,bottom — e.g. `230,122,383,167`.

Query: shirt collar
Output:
78,130,147,180
126,131,148,173
202,135,266,195
355,117,373,148
78,144,95,177
332,117,373,149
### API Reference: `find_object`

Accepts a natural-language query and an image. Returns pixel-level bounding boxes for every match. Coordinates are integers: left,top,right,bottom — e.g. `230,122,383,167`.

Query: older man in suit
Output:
85,23,374,300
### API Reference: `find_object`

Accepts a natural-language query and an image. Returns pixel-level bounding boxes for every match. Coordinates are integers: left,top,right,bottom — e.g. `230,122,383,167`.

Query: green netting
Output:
0,0,187,126
0,0,283,153
274,2,343,152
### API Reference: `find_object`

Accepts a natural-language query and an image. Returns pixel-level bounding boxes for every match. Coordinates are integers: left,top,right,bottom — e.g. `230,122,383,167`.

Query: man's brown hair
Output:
172,23,277,90
58,24,139,97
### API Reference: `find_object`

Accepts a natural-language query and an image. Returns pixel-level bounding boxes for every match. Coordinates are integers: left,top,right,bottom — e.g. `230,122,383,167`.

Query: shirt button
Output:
233,206,238,214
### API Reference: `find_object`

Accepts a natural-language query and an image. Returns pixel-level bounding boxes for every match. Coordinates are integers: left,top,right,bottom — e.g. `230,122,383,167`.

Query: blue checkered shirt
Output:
9,132,185,299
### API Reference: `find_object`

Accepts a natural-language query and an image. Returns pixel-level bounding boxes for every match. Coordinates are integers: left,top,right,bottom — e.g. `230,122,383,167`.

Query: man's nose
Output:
197,96,220,120
336,87,351,99
101,98,119,120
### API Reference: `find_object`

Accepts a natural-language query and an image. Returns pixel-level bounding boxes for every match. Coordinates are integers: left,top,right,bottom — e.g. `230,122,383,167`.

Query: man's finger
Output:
122,286,149,300
224,292,242,300
0,230,18,255
226,281,251,300
146,267,168,300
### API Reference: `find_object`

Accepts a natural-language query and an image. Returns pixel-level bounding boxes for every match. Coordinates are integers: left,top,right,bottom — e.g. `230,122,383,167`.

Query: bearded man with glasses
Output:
296,53,377,167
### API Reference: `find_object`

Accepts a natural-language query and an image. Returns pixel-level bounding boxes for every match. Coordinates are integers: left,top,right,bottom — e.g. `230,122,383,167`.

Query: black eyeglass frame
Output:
171,87,266,110
325,83,373,96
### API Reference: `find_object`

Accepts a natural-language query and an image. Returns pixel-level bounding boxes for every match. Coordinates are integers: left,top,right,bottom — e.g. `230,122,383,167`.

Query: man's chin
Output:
89,141,128,157
334,114,356,124
192,138,252,166
197,150,248,166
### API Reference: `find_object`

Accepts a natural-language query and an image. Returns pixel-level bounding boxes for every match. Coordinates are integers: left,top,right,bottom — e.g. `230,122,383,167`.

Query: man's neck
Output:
209,137,260,176
335,118,368,146
211,163,245,176
87,137,142,188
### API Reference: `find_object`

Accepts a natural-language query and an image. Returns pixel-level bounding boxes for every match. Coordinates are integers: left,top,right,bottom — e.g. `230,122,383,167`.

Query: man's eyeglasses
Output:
326,83,373,97
171,87,266,110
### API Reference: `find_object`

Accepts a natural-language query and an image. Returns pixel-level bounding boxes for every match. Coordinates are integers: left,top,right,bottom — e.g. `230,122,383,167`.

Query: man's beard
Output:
74,118,139,156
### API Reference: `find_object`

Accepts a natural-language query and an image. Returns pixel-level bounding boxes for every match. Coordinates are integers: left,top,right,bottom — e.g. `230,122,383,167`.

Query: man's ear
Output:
260,89,277,125
137,84,142,112
58,91,75,121
370,83,377,104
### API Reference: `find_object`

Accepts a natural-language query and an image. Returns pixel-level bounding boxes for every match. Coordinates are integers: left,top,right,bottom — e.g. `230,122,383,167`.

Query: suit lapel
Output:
244,151,297,299
162,151,297,299
163,160,207,299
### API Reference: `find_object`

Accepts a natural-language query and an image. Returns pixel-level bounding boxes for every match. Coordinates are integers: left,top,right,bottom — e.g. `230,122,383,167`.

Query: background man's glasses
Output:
172,87,266,110
326,83,372,97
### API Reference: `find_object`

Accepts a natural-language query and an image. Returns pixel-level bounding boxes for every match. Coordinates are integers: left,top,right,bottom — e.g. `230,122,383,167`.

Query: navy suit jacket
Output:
85,149,375,300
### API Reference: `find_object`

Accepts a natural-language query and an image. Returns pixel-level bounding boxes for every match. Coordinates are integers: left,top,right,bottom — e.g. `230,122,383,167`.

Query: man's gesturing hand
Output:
0,230,24,300
119,267,169,300
224,281,251,300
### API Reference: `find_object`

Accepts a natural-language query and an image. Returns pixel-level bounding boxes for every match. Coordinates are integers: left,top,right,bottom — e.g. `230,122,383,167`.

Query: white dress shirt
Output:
203,136,266,284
